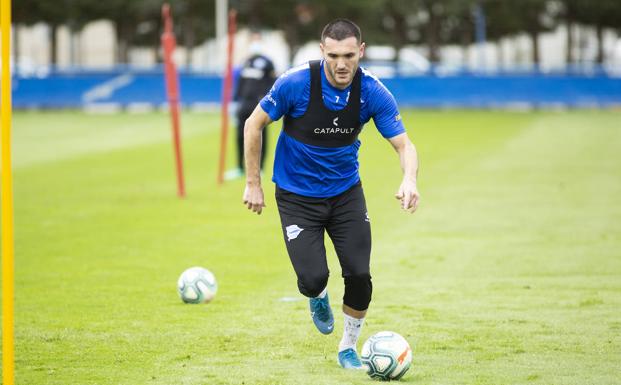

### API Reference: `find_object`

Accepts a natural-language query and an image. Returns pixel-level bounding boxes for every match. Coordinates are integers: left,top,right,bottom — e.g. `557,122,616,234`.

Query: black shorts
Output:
275,182,372,308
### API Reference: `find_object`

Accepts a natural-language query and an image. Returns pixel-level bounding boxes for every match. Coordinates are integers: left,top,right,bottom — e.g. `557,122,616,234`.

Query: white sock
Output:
338,313,364,352
315,287,327,299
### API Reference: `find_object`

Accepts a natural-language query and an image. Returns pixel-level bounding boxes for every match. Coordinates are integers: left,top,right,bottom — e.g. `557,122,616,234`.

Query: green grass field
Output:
5,109,621,384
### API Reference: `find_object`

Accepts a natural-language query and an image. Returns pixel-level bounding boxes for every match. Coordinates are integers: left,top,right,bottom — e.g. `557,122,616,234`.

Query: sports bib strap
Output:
283,60,362,148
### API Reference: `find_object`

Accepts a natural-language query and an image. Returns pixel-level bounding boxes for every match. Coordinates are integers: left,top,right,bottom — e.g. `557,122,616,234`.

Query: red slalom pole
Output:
217,9,237,185
161,4,186,198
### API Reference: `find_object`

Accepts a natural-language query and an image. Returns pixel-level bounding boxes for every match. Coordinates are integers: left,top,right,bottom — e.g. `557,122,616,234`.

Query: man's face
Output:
320,36,365,89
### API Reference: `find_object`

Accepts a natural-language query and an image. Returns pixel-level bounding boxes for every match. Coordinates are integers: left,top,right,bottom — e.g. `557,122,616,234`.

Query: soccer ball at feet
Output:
177,267,218,304
360,331,412,381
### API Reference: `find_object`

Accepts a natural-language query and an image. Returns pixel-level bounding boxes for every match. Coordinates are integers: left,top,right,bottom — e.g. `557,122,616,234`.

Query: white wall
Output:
79,20,115,68
191,28,290,74
12,20,621,73
15,23,50,69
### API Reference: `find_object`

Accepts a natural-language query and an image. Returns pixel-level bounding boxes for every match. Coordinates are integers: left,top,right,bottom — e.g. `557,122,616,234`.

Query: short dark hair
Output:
321,19,361,43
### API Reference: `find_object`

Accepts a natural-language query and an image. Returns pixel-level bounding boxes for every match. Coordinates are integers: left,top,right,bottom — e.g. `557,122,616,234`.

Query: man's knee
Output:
343,274,372,311
297,274,329,298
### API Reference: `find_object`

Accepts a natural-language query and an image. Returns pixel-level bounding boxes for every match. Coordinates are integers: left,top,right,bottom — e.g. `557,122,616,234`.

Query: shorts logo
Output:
365,212,370,222
286,225,304,241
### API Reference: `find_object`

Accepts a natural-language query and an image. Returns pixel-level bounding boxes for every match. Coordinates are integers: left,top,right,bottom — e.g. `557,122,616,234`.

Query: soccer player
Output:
242,19,420,369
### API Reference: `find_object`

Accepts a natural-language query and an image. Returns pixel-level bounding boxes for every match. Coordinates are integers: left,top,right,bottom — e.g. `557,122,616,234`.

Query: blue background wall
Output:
12,68,621,109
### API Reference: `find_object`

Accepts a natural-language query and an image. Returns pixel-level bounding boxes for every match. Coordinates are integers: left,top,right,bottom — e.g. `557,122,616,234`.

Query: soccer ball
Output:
361,331,413,381
177,267,218,304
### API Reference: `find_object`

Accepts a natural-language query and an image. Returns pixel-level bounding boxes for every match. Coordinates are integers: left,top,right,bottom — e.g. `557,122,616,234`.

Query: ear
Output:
359,42,365,59
320,42,325,57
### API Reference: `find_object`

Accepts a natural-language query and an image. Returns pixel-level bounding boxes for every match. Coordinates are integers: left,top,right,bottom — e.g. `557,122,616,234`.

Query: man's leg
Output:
326,183,372,369
236,112,247,171
224,111,247,180
275,187,334,334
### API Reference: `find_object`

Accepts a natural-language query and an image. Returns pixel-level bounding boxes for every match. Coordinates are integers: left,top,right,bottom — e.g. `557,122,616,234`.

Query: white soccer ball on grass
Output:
177,266,218,304
360,331,413,381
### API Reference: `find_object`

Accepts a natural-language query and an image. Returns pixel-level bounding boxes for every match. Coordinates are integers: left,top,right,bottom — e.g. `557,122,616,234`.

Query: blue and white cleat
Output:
337,348,366,370
309,294,334,334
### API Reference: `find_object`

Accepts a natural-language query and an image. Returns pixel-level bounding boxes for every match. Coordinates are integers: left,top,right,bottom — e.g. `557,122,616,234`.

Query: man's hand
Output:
242,105,272,215
395,179,420,213
243,184,266,215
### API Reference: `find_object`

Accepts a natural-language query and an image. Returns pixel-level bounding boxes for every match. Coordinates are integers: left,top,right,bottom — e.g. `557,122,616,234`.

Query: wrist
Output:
246,178,261,187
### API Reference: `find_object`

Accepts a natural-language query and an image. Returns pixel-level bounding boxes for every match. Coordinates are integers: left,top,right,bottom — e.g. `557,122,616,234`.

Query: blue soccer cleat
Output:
309,294,334,334
338,348,366,370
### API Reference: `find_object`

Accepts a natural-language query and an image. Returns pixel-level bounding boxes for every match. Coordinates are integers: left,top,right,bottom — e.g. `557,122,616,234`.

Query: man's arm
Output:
388,132,420,213
243,105,273,215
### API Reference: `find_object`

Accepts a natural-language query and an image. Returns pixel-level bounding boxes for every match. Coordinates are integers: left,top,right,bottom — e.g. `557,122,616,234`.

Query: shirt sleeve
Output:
368,83,406,139
259,68,305,122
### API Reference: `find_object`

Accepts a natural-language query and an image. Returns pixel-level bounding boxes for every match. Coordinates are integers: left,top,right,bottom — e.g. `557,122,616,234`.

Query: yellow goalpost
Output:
1,0,15,383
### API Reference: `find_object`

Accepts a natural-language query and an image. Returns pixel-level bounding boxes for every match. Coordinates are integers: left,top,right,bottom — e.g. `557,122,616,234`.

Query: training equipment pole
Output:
217,9,236,185
161,4,186,198
1,0,15,383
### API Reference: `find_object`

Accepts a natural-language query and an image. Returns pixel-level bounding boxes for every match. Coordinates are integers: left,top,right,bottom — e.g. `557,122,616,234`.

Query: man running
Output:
242,18,420,369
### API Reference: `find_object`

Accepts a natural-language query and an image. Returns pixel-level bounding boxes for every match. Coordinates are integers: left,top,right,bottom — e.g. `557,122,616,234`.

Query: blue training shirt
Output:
260,60,405,198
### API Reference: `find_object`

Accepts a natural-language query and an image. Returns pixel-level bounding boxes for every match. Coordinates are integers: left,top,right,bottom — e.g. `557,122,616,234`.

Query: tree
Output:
232,0,406,61
559,0,580,63
571,0,621,63
84,0,159,64
12,0,41,62
176,0,215,67
483,0,551,65
31,0,76,65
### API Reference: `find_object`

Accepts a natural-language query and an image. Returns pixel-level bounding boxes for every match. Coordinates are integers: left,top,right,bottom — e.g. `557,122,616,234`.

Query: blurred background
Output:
9,0,621,109
8,3,621,384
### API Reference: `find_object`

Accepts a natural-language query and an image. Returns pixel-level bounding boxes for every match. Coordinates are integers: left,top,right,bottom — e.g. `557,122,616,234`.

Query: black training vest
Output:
283,60,362,148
